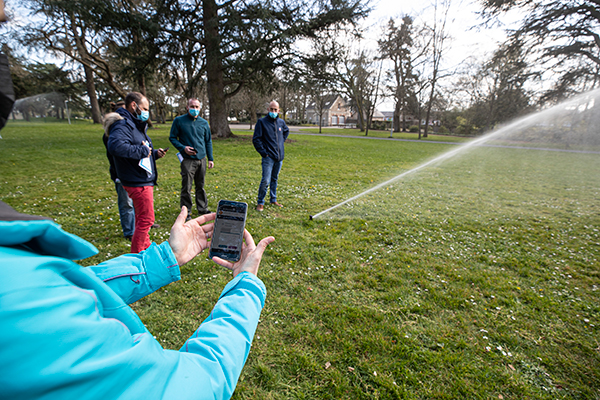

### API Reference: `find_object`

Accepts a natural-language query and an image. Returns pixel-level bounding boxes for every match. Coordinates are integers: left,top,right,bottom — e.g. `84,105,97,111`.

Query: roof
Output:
306,94,345,111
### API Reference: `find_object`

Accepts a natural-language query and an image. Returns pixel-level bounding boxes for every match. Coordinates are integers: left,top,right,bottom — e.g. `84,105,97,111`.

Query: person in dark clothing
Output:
103,109,135,240
252,101,290,212
107,92,168,253
169,98,214,220
0,0,14,132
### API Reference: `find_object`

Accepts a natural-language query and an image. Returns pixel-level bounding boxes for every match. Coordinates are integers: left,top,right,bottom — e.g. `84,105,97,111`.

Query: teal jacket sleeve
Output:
1,245,266,400
87,242,180,304
169,117,186,153
205,122,214,161
176,271,266,399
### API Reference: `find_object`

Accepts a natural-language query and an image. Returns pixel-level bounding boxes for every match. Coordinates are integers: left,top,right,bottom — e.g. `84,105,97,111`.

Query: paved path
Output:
231,123,303,132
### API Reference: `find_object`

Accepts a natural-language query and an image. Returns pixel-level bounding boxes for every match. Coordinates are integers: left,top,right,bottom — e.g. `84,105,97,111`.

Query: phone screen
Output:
209,200,248,262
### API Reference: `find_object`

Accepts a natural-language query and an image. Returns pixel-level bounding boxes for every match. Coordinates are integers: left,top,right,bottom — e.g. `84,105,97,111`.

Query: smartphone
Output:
209,200,248,262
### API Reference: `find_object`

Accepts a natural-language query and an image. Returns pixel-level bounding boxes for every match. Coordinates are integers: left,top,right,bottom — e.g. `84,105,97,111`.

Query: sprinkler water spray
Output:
309,88,600,220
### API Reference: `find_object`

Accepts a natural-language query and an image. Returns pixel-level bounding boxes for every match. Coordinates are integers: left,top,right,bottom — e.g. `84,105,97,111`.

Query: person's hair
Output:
125,92,145,109
188,98,200,107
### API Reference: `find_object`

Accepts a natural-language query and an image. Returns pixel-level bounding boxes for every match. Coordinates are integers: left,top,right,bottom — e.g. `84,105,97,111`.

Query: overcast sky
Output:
366,0,514,66
5,0,521,111
361,0,521,110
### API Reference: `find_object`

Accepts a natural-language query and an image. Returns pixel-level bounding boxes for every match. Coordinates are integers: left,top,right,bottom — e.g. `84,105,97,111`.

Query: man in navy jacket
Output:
108,92,168,252
252,101,290,212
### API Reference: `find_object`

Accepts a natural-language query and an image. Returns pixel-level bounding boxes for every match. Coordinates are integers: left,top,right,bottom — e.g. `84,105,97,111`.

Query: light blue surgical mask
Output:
189,108,200,118
269,111,278,119
136,105,149,122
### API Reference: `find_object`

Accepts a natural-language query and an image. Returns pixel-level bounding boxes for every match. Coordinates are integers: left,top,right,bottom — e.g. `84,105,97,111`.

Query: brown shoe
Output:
270,201,283,207
256,204,264,212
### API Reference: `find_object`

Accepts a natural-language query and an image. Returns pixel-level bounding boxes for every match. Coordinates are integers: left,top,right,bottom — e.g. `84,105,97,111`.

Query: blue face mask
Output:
269,111,278,119
189,108,200,117
136,105,149,122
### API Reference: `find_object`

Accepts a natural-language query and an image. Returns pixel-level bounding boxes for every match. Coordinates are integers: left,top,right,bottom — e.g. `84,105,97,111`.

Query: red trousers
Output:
123,185,155,253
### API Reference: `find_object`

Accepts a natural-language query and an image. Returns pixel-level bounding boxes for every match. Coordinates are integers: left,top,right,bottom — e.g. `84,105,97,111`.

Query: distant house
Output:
350,108,386,123
305,95,351,127
380,111,422,129
381,111,394,121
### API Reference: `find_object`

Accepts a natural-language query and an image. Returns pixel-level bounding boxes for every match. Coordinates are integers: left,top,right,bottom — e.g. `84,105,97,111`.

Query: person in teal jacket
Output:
169,98,214,219
0,201,274,400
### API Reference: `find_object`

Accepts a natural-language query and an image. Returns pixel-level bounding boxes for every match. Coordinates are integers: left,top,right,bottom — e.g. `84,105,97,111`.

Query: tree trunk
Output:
136,75,154,127
355,100,365,131
204,0,232,138
417,103,422,140
69,13,101,124
423,74,437,138
138,75,146,96
301,93,307,122
318,110,322,133
394,101,401,132
83,63,102,124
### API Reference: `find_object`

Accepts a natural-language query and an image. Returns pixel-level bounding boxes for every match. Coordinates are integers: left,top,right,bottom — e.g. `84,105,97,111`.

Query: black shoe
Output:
186,215,192,222
151,223,161,229
198,209,211,215
124,236,132,241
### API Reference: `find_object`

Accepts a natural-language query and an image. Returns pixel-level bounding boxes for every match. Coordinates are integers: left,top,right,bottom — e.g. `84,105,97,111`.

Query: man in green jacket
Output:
170,98,214,219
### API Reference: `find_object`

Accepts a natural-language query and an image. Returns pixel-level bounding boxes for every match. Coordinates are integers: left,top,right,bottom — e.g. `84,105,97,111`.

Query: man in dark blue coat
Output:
252,101,290,212
107,92,168,252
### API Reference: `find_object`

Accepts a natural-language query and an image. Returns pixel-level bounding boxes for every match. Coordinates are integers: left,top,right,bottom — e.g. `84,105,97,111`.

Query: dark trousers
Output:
115,180,135,237
180,157,208,215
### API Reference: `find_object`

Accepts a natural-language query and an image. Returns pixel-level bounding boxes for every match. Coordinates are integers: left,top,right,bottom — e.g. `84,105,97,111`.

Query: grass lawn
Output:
1,120,599,399
296,127,470,143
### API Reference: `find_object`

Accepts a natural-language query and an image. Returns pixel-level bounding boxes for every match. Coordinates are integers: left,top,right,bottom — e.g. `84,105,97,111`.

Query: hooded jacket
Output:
107,107,159,187
102,112,123,182
0,201,266,400
252,115,290,162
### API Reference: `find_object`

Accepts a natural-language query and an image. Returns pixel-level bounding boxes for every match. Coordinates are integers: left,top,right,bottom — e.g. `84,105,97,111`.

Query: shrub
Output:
370,121,388,131
409,125,420,133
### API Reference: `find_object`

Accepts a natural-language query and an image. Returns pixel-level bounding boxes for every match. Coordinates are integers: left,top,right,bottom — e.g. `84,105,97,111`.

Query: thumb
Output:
176,206,188,225
253,236,275,258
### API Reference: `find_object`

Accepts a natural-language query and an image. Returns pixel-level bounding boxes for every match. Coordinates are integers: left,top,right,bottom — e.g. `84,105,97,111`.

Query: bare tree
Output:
22,1,108,123
304,38,339,133
378,16,427,132
337,48,380,134
422,0,452,138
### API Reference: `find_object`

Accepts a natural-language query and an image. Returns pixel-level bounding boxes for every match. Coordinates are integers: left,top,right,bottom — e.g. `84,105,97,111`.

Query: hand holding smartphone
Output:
209,200,248,262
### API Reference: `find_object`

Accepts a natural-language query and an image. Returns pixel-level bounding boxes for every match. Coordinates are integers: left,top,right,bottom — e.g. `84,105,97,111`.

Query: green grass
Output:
296,127,470,143
1,121,599,399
